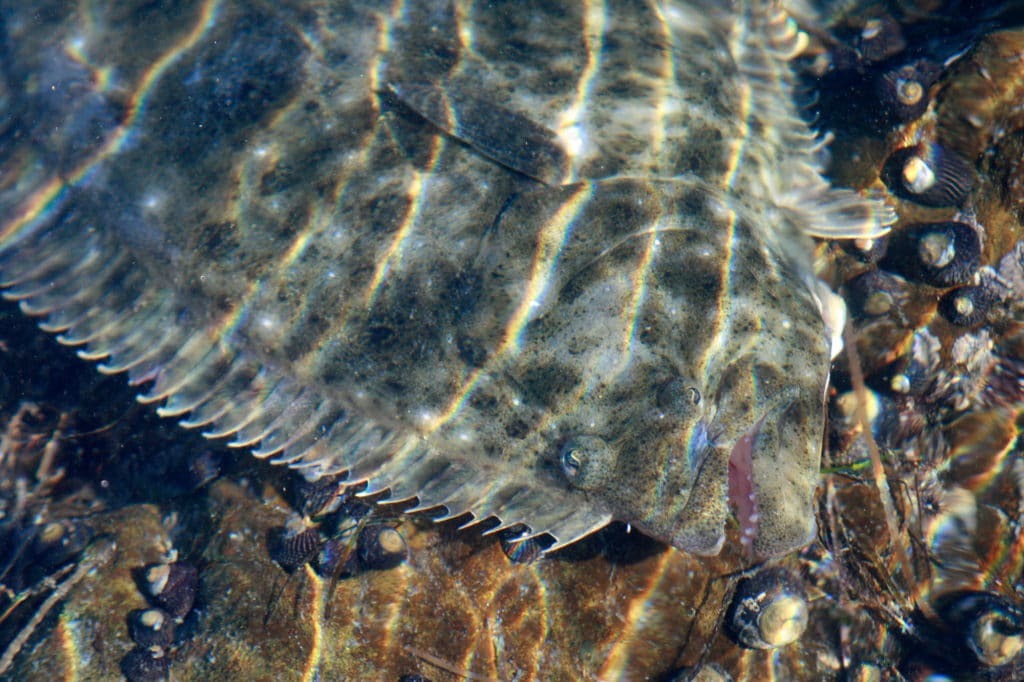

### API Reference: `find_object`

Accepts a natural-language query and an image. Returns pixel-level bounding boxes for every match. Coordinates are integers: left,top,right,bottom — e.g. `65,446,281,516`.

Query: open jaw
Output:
727,419,763,551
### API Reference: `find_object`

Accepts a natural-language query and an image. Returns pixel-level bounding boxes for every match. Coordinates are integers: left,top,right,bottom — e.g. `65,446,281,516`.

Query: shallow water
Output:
2,1,1024,680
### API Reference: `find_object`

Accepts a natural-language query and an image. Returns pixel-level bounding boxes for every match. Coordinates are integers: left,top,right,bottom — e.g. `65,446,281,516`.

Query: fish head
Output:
557,341,829,560
542,182,831,558
671,351,829,558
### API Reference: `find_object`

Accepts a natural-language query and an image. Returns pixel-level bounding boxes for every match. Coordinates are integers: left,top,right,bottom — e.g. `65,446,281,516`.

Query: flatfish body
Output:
0,0,890,557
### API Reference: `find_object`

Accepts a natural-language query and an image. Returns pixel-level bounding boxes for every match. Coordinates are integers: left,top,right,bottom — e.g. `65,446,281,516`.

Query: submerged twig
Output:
842,320,916,594
0,536,116,676
403,645,502,682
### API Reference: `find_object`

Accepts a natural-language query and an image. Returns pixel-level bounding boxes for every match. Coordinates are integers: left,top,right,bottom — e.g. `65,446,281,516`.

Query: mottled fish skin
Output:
0,1,890,557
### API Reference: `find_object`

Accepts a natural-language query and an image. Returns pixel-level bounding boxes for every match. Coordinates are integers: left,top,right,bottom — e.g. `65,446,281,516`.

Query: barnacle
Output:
884,144,975,208
143,562,198,621
725,567,809,650
884,221,981,287
938,285,994,327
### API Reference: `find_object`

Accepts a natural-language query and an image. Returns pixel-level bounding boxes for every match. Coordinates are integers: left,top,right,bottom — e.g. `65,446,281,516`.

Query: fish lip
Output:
727,416,766,550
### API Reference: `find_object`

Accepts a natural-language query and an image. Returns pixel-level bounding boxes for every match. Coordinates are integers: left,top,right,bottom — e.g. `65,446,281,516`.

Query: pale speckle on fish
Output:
0,0,892,558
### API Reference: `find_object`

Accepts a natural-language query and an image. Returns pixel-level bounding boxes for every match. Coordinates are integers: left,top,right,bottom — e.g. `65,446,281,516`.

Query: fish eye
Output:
656,377,701,413
560,436,615,491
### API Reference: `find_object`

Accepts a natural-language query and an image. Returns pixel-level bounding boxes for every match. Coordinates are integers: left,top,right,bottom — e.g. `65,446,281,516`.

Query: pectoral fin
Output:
386,81,570,185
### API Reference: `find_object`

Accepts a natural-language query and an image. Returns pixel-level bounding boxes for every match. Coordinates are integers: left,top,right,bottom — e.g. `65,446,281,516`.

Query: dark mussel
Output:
871,329,942,398
292,472,348,518
127,608,176,650
938,285,995,326
840,233,889,264
143,561,198,620
357,524,408,571
29,519,92,573
726,567,809,650
883,143,975,208
882,221,981,287
268,526,323,573
120,646,170,682
875,59,943,125
930,591,1024,670
498,528,549,564
843,269,911,318
854,15,906,64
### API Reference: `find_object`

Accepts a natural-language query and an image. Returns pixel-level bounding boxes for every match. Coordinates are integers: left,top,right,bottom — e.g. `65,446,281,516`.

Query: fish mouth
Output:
727,417,765,550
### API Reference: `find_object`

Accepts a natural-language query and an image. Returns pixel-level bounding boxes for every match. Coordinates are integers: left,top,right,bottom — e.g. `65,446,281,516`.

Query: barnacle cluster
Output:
805,2,1024,677
267,473,409,579
120,558,200,681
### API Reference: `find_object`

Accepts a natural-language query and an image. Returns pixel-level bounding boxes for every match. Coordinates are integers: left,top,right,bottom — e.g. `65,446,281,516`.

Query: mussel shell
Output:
830,387,903,454
873,357,934,397
843,269,910,318
726,567,809,650
187,449,222,488
30,520,92,572
882,221,981,287
356,525,408,571
268,526,323,572
854,15,906,63
292,473,347,518
144,561,198,620
313,537,359,578
127,608,175,650
938,285,994,326
120,646,170,682
882,144,975,207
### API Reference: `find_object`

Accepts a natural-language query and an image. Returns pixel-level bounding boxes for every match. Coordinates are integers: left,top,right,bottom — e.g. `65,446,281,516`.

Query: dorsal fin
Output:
730,0,896,239
0,209,611,552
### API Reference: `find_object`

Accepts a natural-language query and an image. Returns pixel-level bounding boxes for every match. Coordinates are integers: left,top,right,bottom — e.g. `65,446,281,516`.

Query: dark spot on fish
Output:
505,419,530,439
456,336,488,368
148,8,307,158
519,363,580,409
366,325,397,350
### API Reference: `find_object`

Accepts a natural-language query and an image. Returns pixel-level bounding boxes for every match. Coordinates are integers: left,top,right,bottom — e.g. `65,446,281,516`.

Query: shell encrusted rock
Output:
0,0,890,558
